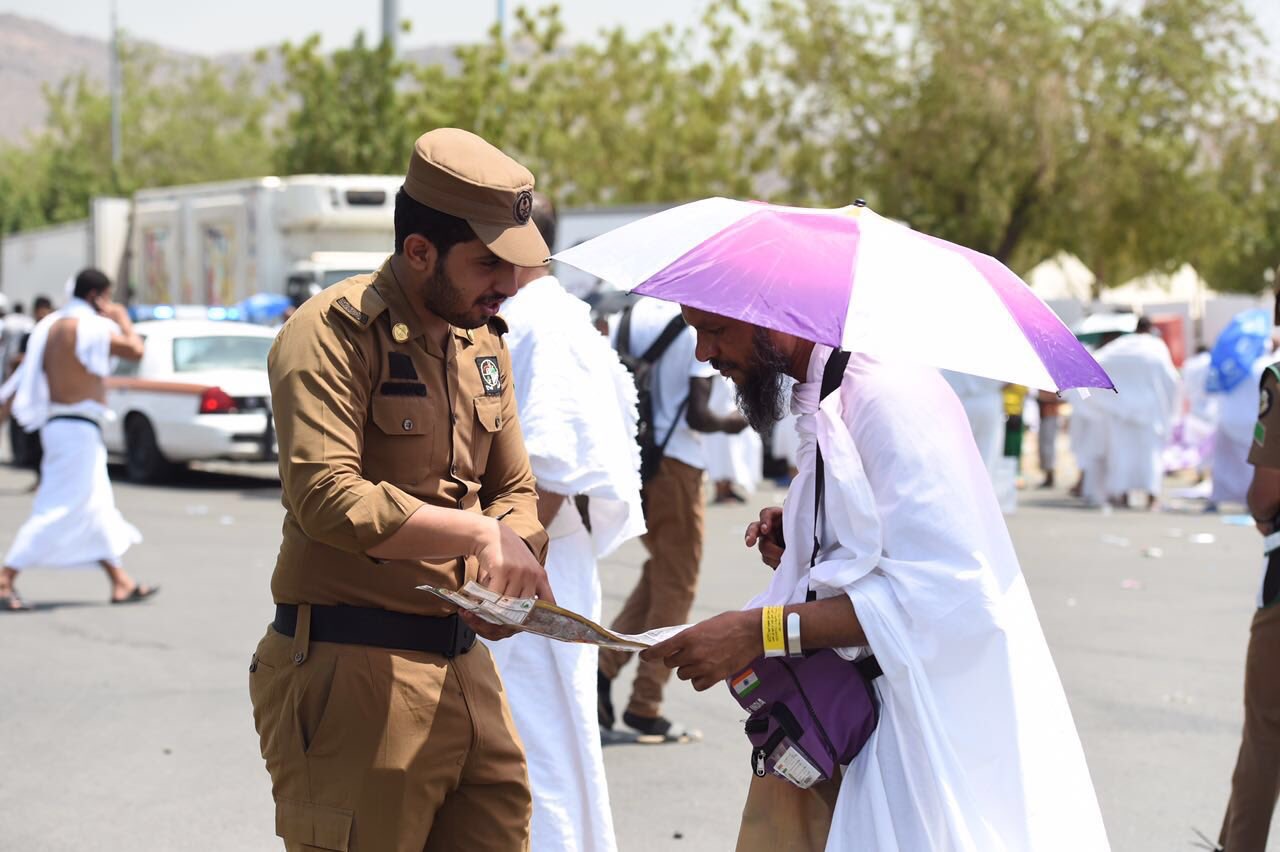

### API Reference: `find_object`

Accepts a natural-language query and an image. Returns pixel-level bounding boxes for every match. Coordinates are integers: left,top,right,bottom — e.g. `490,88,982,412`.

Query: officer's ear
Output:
402,234,439,276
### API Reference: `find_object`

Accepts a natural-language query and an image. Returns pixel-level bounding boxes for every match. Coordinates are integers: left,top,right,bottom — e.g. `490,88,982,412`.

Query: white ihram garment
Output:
748,346,1108,852
706,375,762,493
941,370,1005,480
2,299,141,569
486,276,645,852
1092,333,1180,496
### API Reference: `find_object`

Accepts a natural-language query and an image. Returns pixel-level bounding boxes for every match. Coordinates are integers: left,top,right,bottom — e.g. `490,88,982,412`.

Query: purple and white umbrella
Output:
553,198,1113,392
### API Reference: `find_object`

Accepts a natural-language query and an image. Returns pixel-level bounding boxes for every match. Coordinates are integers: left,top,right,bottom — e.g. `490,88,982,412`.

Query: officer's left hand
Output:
459,610,519,641
641,610,761,691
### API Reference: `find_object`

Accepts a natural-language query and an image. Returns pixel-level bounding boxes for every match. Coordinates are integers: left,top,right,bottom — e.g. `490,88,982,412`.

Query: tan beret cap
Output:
404,128,549,267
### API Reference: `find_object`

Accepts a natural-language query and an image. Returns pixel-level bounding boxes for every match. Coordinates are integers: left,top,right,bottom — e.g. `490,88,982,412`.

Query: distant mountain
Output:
0,13,462,145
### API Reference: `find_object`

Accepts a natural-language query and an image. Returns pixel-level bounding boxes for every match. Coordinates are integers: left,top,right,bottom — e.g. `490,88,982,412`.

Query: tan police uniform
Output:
1220,363,1280,851
249,128,550,852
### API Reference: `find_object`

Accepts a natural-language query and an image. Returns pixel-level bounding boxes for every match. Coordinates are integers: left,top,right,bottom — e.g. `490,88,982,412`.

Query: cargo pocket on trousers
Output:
276,799,353,851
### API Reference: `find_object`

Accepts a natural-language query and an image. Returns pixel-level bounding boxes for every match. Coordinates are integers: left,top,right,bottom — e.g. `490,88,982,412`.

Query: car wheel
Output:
125,415,174,483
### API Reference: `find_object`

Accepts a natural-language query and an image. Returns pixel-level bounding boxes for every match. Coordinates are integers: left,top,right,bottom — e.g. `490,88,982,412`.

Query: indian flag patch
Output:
732,669,760,697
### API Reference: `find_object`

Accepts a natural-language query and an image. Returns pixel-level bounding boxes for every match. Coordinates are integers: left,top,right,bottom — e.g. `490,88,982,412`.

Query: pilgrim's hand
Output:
459,610,519,641
641,610,761,692
745,507,785,569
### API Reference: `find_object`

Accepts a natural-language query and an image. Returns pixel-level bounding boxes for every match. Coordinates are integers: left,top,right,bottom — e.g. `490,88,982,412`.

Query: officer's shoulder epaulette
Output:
487,314,509,337
1265,362,1280,385
327,275,388,331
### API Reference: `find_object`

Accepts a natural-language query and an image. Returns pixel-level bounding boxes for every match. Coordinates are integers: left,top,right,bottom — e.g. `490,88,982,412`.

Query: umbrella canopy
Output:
1207,308,1272,393
553,197,1112,392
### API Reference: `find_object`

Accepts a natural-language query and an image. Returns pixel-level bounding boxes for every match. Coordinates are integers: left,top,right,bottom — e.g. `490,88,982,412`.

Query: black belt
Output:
48,414,100,430
273,603,476,658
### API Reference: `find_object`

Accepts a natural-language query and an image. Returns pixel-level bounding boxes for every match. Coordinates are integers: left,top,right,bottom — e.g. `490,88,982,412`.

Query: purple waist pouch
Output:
725,348,880,789
727,651,880,788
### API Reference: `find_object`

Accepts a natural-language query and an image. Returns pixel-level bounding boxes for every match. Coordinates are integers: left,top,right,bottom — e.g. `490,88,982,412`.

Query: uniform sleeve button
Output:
495,416,502,427
402,419,414,431
292,652,304,664
449,463,458,477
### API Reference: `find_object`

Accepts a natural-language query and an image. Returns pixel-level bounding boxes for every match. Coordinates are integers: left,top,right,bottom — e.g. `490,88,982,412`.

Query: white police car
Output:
104,318,278,482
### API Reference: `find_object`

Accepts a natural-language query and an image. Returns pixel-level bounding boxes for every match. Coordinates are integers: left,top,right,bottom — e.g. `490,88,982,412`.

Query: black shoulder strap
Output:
808,349,851,592
616,305,635,358
641,314,688,364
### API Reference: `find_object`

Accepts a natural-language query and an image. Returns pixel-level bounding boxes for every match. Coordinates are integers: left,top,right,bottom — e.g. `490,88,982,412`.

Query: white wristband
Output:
786,612,803,658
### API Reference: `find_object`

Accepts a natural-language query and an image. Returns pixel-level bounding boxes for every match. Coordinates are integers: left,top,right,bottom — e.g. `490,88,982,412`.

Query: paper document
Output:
417,581,689,651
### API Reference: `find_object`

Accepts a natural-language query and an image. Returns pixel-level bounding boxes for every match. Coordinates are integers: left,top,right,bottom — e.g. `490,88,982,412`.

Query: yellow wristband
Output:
762,606,786,658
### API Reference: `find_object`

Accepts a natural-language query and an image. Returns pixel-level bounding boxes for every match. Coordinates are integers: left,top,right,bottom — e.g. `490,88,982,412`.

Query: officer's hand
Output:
641,610,760,691
476,520,557,604
745,507,785,569
459,610,520,641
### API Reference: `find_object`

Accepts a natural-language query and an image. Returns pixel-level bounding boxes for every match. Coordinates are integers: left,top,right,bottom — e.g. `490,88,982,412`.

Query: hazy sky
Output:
0,1,709,53
2,0,1276,56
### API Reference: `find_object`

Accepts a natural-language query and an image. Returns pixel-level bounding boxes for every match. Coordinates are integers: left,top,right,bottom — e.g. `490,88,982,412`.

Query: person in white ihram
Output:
643,307,1110,851
484,194,646,852
0,269,156,612
1092,316,1180,509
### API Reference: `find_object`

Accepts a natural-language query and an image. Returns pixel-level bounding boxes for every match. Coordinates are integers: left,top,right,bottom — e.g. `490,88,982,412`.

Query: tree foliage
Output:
0,0,1275,294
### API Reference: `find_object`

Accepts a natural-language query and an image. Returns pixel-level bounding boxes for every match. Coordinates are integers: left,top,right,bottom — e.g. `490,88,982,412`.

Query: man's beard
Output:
422,259,485,329
734,327,792,432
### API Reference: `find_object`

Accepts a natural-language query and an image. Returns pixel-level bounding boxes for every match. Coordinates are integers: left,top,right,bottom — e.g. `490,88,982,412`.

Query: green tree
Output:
273,31,413,175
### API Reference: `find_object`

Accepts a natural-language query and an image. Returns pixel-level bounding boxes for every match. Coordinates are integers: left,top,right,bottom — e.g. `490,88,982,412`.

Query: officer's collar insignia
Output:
476,356,502,396
392,322,411,343
334,296,369,326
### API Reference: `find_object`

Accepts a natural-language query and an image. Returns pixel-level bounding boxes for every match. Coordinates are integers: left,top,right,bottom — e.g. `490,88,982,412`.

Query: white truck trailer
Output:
129,174,402,306
0,197,131,310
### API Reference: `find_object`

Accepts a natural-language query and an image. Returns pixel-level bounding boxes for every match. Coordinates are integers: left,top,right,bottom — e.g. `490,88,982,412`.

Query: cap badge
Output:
392,322,410,343
513,190,533,225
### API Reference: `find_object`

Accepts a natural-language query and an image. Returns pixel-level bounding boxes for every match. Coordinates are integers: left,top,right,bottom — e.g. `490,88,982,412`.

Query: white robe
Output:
706,375,763,493
1211,352,1275,505
485,275,645,852
940,371,1005,482
2,300,141,569
1092,333,1180,496
751,348,1108,851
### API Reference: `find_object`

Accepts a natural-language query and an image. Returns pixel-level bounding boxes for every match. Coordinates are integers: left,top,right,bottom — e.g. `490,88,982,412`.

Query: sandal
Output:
111,584,160,605
0,592,33,612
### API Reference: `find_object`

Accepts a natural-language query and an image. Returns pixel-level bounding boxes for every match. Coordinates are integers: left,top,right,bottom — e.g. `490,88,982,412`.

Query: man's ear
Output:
402,234,439,276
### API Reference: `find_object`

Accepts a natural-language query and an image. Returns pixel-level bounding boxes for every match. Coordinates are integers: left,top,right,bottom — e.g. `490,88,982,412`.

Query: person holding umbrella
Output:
556,199,1110,851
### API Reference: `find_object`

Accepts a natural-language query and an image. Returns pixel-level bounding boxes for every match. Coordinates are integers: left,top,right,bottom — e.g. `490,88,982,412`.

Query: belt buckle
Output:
446,614,476,658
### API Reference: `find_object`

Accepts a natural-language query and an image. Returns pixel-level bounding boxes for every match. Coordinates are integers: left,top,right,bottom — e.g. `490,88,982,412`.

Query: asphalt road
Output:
0,441,1272,851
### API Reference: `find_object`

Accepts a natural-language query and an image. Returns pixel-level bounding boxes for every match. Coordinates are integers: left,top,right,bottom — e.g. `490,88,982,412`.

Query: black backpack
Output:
615,305,690,483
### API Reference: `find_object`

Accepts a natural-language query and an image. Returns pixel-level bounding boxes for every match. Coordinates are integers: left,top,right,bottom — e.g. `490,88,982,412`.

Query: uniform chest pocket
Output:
368,396,435,485
472,395,505,477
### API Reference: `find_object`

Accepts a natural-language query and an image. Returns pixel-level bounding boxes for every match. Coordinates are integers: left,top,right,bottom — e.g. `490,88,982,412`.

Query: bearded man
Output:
643,308,1110,851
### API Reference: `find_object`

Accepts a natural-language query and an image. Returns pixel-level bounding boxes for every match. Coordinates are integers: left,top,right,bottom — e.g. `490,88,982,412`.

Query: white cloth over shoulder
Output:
1212,352,1275,505
1091,333,1180,496
749,348,1108,851
0,298,117,429
503,276,645,557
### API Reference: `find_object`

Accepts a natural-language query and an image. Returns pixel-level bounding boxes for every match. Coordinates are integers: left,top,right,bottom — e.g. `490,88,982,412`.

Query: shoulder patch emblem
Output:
334,296,369,326
476,356,502,396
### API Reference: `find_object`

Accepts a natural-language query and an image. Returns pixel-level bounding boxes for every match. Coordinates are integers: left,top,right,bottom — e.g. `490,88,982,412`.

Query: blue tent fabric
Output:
1208,309,1272,393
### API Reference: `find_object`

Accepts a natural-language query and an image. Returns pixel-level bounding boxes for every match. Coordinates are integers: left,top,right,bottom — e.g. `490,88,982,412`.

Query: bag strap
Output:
808,349,851,597
642,314,689,364
616,304,635,358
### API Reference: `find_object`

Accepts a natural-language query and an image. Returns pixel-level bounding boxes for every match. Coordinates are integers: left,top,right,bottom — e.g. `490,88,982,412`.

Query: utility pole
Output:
381,0,400,55
496,0,506,39
109,0,122,174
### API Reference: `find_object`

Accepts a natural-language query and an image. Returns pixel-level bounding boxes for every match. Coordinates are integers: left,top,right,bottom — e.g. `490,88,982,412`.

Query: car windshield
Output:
172,335,273,373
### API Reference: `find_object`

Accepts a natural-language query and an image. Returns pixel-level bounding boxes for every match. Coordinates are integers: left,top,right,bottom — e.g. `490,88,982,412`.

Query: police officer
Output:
250,128,554,851
1216,300,1280,850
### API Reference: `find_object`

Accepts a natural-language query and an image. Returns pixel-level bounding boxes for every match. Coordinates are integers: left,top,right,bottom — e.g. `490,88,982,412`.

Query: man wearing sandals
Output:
0,269,156,612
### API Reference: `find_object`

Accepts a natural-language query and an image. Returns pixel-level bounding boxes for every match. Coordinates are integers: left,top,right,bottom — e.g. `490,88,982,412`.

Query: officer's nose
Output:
495,264,519,297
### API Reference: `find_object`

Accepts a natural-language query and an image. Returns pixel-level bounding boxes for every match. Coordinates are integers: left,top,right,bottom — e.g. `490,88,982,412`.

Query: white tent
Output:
1100,264,1217,317
1025,252,1095,302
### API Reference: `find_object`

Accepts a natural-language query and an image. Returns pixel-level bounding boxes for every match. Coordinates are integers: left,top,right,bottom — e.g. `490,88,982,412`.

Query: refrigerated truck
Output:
0,197,131,310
